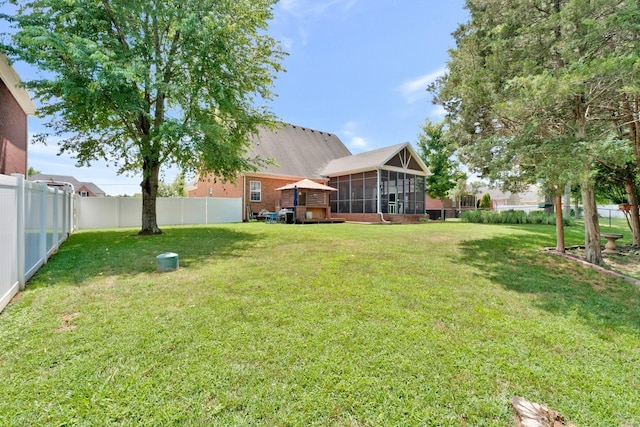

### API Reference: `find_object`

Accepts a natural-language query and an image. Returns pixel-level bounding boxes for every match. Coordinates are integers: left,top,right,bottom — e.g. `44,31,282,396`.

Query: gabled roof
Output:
246,123,351,179
0,53,36,115
477,184,541,205
30,174,106,196
320,142,429,177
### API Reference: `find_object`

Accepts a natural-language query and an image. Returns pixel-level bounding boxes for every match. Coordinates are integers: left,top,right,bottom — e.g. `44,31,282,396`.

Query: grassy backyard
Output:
1,221,639,426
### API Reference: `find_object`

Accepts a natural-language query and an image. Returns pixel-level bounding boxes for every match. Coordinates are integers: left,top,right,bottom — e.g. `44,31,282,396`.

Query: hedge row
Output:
460,209,575,226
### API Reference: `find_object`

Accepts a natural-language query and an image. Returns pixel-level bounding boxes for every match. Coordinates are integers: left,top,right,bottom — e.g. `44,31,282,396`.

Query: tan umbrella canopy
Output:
275,179,337,191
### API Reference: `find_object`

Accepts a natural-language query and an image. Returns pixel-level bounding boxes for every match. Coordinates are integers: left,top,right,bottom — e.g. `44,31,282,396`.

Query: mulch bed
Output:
542,245,640,288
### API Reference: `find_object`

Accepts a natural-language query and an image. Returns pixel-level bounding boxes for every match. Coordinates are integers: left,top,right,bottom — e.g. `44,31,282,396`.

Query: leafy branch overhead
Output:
2,0,286,233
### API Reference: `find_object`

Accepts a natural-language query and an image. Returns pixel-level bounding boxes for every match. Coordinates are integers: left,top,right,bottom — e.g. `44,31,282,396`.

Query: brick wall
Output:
426,197,453,209
245,176,298,214
0,80,28,176
190,173,312,220
188,175,244,198
76,185,98,197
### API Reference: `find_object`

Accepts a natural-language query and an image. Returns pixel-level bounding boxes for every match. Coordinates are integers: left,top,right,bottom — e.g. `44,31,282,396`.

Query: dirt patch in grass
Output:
555,245,640,285
55,312,81,333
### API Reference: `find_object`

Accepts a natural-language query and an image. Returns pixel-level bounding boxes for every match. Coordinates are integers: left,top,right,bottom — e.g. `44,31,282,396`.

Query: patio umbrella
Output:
293,185,298,206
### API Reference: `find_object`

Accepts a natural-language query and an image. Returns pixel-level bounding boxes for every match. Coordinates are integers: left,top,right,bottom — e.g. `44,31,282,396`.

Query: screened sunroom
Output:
321,143,429,221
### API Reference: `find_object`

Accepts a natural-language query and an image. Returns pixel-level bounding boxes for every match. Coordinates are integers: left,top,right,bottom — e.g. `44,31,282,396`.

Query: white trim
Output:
245,171,329,182
380,165,428,176
0,53,36,115
249,180,262,202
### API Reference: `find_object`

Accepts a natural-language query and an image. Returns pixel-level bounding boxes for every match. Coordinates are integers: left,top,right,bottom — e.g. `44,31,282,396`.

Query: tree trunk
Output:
554,193,565,253
140,158,162,235
581,179,603,265
440,197,446,221
623,178,640,247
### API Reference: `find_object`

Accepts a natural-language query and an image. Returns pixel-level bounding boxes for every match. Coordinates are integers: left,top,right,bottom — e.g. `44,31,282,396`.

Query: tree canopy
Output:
431,0,640,263
416,119,462,221
158,174,187,198
1,0,285,234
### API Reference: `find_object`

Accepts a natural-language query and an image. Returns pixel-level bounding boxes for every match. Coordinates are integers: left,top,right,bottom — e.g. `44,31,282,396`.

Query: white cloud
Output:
279,0,299,12
350,136,368,149
341,120,369,153
278,0,358,18
274,0,359,48
397,68,446,104
278,35,294,50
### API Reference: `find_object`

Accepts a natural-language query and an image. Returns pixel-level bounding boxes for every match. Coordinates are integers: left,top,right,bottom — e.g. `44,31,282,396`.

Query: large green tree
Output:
431,0,640,263
416,119,462,221
1,0,285,234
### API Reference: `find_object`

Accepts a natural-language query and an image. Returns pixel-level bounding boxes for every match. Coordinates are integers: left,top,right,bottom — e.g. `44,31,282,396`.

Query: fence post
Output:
69,193,78,232
53,187,59,251
12,174,26,290
40,183,47,265
61,190,67,238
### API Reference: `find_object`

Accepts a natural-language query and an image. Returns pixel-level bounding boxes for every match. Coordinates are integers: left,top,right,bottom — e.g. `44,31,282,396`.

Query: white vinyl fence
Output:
0,174,74,312
1,184,240,312
494,203,628,219
76,197,241,229
494,204,542,213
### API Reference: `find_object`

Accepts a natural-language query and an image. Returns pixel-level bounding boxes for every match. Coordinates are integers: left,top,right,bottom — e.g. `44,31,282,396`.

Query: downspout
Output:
378,212,390,224
376,168,390,224
243,175,247,221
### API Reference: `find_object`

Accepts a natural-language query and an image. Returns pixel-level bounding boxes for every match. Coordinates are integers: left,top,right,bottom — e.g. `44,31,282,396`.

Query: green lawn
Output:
1,222,639,426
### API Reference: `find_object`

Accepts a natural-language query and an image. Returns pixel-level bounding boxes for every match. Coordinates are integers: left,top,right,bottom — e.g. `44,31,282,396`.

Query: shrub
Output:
479,193,492,209
460,209,575,226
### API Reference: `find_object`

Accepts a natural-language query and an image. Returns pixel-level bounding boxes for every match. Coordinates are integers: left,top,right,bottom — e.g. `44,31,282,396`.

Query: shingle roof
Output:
30,174,106,196
320,142,428,177
247,123,351,178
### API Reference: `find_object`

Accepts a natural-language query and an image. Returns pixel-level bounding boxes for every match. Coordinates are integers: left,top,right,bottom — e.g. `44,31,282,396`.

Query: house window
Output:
79,191,89,197
250,181,261,202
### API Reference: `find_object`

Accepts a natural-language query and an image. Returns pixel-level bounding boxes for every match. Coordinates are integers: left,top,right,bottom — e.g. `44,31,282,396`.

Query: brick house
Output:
0,53,36,176
189,124,351,220
189,123,430,223
30,174,106,197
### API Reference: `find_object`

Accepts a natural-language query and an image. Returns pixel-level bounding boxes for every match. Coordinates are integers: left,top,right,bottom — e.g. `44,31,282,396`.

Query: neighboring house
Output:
426,184,543,219
426,197,457,220
0,53,36,176
463,184,542,210
483,184,541,207
30,174,107,197
188,123,430,223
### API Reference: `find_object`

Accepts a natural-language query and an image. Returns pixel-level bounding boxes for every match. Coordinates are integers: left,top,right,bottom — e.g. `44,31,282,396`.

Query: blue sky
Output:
5,0,468,195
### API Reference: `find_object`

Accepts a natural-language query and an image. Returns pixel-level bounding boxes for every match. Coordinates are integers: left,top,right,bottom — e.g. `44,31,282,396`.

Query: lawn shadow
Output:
27,225,262,287
457,228,640,333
